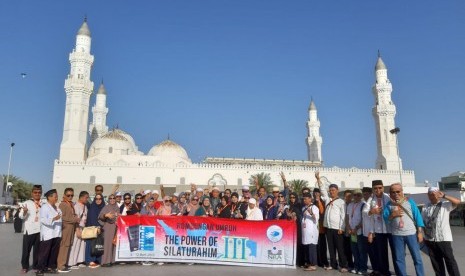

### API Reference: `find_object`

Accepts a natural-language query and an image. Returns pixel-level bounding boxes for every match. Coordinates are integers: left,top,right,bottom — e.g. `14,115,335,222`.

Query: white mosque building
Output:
52,20,416,195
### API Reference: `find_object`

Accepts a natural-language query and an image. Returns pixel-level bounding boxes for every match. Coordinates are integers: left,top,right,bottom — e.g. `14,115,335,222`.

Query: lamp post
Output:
6,142,15,187
389,128,402,184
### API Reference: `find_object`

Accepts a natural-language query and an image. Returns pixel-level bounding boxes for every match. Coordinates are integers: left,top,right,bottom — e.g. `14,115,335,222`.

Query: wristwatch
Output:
443,193,446,198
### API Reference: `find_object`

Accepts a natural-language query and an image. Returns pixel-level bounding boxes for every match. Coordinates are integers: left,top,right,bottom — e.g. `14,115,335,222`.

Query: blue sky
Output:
0,1,464,188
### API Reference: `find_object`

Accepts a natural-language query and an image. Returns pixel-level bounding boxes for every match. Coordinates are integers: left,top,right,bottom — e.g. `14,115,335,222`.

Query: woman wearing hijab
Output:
195,197,213,217
276,192,289,220
98,194,120,267
185,196,200,216
156,196,172,216
262,195,278,220
85,194,105,268
141,197,157,216
216,196,232,218
288,192,304,267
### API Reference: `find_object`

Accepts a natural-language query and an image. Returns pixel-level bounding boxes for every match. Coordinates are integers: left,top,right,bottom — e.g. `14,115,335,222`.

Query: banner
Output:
116,215,296,268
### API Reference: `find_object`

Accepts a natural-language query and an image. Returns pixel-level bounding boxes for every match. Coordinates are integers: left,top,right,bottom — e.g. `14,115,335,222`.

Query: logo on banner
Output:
267,246,283,261
266,225,283,243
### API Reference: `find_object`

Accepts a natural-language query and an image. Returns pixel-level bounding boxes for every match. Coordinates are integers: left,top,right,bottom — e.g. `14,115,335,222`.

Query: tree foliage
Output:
288,179,309,196
2,175,35,202
249,172,274,193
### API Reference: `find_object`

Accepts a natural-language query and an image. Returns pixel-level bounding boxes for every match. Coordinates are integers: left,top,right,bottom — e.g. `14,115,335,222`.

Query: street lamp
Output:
389,128,402,184
6,142,15,187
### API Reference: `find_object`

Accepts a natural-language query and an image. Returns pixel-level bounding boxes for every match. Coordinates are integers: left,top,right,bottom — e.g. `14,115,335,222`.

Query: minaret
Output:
89,81,109,143
372,52,402,170
59,18,95,161
306,99,323,164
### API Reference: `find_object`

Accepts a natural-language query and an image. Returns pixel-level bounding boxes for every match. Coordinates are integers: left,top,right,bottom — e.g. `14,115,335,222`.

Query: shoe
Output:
340,268,349,273
70,265,79,269
358,272,366,275
36,271,45,276
142,262,153,266
21,269,28,274
88,262,100,268
157,262,164,266
45,268,58,274
324,266,333,270
187,263,194,265
350,269,357,274
57,268,71,273
304,266,317,271
78,264,87,268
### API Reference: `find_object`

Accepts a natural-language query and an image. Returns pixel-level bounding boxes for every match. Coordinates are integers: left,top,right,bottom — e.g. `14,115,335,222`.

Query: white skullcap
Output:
196,188,203,192
115,192,122,196
428,187,439,193
144,189,151,195
242,185,250,191
173,193,179,197
248,198,256,205
152,190,160,195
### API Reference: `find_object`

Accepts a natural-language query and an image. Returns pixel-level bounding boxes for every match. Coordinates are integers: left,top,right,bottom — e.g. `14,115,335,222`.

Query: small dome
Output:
77,21,91,37
375,57,387,71
148,139,191,165
309,100,316,111
97,83,106,95
88,129,137,157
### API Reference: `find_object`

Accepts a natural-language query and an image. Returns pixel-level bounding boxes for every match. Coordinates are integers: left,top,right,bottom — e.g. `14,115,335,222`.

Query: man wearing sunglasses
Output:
57,188,80,273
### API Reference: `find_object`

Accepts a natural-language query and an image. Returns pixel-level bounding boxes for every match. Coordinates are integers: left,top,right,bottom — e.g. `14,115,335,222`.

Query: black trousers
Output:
425,240,461,276
37,237,61,271
21,232,40,270
317,233,329,267
326,229,348,269
373,233,392,275
343,235,354,268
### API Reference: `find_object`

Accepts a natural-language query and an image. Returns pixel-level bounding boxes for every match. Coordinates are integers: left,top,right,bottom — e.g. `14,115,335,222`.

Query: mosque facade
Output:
52,20,415,195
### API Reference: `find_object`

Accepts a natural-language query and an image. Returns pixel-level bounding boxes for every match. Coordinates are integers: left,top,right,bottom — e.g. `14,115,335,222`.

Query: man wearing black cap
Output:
362,180,395,276
316,172,348,273
19,185,42,273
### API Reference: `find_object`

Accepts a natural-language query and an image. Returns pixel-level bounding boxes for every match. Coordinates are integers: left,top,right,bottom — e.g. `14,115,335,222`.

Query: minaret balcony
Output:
65,78,94,93
69,51,94,63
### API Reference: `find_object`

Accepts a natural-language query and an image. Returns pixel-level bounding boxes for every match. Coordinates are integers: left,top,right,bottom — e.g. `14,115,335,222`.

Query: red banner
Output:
116,215,297,268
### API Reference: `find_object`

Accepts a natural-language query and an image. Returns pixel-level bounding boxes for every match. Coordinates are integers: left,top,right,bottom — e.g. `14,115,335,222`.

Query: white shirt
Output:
19,199,41,235
301,205,319,245
40,202,62,241
347,201,364,235
363,193,391,234
246,207,263,221
320,186,345,230
421,201,455,242
361,199,374,237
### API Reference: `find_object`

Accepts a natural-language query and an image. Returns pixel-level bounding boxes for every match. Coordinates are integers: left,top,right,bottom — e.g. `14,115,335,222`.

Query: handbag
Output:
81,226,99,240
91,234,105,256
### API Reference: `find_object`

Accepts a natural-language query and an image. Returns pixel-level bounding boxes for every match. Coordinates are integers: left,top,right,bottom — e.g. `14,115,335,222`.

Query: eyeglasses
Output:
272,191,279,193
124,197,131,200
66,194,74,197
244,197,250,199
136,197,142,200
192,198,199,201
108,197,115,200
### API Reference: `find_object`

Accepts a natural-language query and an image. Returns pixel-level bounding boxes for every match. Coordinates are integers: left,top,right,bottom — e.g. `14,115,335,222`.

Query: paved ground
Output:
1,223,465,275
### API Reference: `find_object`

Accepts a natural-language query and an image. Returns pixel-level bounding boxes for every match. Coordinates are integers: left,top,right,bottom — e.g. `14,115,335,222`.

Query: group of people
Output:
17,172,461,276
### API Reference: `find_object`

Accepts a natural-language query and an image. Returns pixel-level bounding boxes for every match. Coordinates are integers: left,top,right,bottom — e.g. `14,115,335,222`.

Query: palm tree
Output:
249,172,274,193
288,179,309,196
2,174,35,202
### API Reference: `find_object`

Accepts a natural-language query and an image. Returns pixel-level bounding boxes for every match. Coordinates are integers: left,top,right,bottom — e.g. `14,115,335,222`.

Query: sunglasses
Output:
136,197,142,200
66,194,74,197
124,197,131,200
192,198,199,201
108,197,115,200
96,189,103,192
278,195,284,197
244,197,250,199
95,198,103,200
290,196,296,199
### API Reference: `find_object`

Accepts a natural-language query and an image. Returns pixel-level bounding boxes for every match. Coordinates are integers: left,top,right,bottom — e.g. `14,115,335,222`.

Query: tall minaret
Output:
306,99,323,164
59,18,95,161
372,52,402,170
89,81,109,143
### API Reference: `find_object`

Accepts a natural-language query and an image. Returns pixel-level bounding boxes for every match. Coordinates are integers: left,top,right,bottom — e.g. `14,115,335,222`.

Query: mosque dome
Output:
88,129,138,157
148,139,192,165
